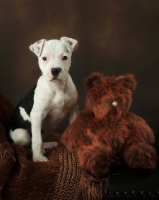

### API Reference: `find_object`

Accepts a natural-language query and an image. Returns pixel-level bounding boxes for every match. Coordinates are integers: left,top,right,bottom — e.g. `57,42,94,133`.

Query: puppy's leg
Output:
31,114,49,162
42,142,58,154
42,142,58,150
41,132,58,154
9,128,31,146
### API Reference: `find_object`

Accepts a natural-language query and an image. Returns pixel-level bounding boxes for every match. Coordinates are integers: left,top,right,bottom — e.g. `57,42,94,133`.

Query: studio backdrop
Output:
0,0,159,133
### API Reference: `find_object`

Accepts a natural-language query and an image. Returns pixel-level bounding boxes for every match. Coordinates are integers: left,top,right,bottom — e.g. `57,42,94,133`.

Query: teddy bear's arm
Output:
127,112,155,145
62,111,91,151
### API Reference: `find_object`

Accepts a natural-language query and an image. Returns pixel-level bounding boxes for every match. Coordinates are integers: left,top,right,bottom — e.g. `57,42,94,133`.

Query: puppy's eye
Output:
62,56,68,60
42,57,47,61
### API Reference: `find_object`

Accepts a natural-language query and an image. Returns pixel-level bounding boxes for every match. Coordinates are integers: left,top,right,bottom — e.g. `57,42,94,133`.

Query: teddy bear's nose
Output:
112,101,118,107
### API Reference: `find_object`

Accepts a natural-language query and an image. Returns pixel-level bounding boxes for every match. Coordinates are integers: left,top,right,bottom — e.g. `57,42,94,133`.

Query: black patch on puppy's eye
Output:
62,56,68,60
42,57,47,61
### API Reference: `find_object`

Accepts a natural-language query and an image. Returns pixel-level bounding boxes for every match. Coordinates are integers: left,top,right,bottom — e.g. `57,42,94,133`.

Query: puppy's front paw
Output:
42,141,58,150
33,154,49,162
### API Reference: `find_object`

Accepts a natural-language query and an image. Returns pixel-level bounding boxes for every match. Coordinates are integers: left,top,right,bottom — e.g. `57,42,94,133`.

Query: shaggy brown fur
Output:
62,72,157,177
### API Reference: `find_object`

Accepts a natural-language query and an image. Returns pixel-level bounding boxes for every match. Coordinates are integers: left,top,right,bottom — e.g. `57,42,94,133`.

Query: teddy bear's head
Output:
85,72,137,120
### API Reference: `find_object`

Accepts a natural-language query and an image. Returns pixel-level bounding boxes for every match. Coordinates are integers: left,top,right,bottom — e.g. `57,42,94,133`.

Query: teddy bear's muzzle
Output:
112,101,118,107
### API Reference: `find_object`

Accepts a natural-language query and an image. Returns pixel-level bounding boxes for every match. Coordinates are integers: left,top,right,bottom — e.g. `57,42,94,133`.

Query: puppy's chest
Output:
47,92,75,115
42,92,75,132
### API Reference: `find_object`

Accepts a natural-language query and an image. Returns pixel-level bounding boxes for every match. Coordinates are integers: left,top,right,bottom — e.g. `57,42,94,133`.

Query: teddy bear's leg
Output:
77,145,113,177
123,142,156,169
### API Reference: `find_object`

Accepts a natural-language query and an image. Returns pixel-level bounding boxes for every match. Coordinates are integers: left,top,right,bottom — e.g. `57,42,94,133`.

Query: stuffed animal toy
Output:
62,72,157,177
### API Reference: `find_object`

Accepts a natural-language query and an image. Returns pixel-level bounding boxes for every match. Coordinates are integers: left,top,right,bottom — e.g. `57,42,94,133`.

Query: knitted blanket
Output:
0,91,103,200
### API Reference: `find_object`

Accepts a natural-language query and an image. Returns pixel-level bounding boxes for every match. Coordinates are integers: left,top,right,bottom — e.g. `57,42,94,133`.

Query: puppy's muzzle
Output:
51,67,62,76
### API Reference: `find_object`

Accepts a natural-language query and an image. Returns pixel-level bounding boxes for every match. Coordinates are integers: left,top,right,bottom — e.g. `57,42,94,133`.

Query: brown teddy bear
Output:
62,72,157,177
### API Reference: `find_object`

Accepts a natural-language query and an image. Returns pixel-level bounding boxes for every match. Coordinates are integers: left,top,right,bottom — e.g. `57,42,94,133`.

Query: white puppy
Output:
8,37,79,162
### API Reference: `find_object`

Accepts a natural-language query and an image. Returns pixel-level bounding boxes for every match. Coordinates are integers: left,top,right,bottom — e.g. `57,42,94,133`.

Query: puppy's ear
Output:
85,72,104,90
60,37,78,52
117,74,137,90
29,39,46,56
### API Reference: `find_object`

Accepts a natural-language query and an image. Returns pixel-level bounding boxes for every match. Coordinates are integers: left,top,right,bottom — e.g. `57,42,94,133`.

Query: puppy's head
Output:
29,37,78,82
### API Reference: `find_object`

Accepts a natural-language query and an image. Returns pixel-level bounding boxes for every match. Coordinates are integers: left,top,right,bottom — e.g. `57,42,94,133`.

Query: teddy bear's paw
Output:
77,146,112,177
124,144,157,169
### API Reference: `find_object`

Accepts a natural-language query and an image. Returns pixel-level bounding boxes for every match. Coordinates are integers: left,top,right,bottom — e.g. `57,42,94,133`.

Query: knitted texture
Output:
0,91,103,200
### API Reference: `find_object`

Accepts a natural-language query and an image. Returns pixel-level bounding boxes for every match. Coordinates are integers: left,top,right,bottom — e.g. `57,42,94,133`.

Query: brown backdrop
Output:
0,0,159,132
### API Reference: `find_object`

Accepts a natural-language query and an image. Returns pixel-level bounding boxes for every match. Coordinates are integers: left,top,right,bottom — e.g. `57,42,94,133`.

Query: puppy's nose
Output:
51,67,61,76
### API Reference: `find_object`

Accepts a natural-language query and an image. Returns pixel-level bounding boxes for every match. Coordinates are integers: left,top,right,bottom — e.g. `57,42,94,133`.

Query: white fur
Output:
10,129,31,146
10,37,79,162
19,106,31,122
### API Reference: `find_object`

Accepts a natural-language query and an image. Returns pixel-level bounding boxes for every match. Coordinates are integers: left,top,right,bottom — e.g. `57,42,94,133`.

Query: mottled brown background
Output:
0,0,159,132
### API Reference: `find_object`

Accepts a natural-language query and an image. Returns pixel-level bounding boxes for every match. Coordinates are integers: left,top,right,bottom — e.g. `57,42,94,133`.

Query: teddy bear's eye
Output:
42,56,47,61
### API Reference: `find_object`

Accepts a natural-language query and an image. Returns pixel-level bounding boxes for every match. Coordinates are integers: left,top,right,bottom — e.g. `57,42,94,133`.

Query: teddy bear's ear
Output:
117,74,137,90
85,72,104,89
